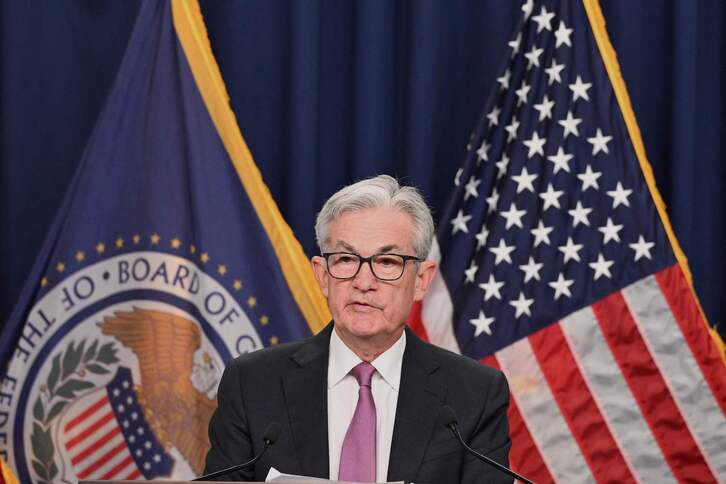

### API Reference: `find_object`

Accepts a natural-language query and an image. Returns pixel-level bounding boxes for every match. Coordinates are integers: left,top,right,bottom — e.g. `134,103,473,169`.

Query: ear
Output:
311,256,330,298
413,260,437,301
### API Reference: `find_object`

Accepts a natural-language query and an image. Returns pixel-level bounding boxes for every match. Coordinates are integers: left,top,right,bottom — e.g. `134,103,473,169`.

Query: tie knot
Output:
351,361,375,387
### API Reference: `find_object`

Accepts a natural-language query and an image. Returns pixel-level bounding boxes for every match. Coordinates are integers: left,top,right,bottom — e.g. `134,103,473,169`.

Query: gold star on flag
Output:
150,233,160,245
132,234,141,244
115,237,124,248
247,296,257,308
190,244,197,254
40,277,48,288
170,238,182,249
269,336,279,346
96,242,106,254
200,252,210,263
74,251,85,262
218,265,227,275
56,262,65,273
233,280,242,291
259,315,269,326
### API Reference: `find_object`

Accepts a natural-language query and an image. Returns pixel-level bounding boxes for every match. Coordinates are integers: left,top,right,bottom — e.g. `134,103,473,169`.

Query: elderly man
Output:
204,175,511,483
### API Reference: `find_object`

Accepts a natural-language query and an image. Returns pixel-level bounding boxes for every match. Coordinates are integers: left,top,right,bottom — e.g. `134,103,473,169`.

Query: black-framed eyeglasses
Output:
322,252,422,281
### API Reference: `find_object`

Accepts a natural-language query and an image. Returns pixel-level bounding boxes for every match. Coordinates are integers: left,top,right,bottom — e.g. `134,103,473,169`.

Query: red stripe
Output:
406,300,430,342
124,468,143,480
592,291,715,482
64,395,109,433
76,440,126,479
71,426,121,466
482,355,555,484
655,264,726,416
65,411,115,450
529,324,636,483
99,454,134,480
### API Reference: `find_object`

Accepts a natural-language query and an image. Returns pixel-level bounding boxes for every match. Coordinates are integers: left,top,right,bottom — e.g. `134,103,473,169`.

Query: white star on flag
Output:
479,274,504,301
548,273,574,299
568,201,592,227
464,176,481,200
534,94,555,120
539,183,564,210
558,110,582,138
511,167,538,193
500,202,527,229
558,237,583,262
508,32,522,56
607,182,633,208
525,45,544,69
515,81,531,106
489,239,516,265
505,117,520,142
589,254,614,280
475,226,489,250
532,6,555,33
497,69,511,90
577,164,602,191
519,256,544,282
598,217,623,244
545,59,565,85
450,209,471,234
547,146,573,173
523,131,546,158
485,187,500,214
454,168,462,186
569,75,592,102
495,154,510,178
476,139,490,162
554,20,573,47
464,260,479,284
470,310,495,337
588,128,613,155
487,106,501,127
521,0,534,20
531,220,553,246
629,235,655,261
509,291,534,318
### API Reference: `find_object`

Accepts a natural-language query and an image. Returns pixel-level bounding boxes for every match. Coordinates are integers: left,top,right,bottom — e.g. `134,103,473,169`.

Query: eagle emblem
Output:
98,308,218,475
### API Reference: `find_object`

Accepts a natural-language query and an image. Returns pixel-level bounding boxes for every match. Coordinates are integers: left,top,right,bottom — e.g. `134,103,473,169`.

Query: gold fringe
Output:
170,0,329,334
583,0,725,359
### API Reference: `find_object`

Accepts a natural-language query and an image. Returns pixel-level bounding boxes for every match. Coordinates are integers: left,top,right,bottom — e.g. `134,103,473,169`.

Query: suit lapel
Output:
387,329,447,481
282,325,332,479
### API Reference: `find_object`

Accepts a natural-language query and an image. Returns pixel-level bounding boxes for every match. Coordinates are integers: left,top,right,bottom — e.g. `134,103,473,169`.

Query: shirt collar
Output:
327,327,406,391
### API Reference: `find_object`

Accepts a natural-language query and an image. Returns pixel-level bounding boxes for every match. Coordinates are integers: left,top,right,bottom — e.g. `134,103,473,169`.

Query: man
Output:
204,175,511,482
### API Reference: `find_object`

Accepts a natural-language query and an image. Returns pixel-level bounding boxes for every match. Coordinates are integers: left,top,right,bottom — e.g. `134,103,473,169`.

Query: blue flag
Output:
0,1,328,481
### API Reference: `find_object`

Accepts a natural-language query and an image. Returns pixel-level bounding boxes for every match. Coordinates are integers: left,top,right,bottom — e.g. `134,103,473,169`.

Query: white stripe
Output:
74,433,128,477
496,338,594,483
421,239,461,354
561,306,675,483
63,409,116,447
622,276,726,479
62,399,112,442
88,446,135,479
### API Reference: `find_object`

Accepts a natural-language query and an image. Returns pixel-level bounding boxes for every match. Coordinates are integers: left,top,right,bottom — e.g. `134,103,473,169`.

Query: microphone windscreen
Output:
440,405,459,428
263,422,281,444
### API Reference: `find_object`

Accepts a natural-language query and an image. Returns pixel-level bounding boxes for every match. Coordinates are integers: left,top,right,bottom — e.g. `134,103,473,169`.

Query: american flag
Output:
60,367,173,481
409,0,726,481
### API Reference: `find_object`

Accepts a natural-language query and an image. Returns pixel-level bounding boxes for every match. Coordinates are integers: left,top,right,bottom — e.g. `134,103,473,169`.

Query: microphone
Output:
193,422,281,481
441,406,535,484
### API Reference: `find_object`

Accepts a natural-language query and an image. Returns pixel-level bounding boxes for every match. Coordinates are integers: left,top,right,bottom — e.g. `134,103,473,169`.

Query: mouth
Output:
348,301,379,313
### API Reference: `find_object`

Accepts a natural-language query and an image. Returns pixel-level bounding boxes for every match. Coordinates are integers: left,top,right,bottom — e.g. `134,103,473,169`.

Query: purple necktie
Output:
339,362,377,482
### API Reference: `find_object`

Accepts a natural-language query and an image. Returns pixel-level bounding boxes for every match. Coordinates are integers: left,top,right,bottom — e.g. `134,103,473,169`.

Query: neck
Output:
333,326,404,362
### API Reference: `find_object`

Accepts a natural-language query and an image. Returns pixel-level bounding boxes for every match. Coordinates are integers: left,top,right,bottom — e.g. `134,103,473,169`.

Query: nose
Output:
352,259,377,291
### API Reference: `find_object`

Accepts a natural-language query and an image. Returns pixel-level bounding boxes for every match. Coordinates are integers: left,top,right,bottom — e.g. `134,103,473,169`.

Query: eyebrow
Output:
333,240,402,254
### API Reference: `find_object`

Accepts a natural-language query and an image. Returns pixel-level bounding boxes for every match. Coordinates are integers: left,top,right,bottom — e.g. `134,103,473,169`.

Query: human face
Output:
312,207,436,350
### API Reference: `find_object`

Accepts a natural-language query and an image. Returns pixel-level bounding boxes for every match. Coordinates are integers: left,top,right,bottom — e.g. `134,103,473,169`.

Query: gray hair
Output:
315,175,434,259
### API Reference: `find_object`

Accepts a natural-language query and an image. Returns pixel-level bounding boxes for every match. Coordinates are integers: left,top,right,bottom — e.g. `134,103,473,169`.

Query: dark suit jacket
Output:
203,324,512,483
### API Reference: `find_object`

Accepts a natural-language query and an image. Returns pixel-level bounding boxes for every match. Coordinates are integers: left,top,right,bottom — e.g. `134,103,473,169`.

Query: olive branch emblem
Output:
30,339,119,483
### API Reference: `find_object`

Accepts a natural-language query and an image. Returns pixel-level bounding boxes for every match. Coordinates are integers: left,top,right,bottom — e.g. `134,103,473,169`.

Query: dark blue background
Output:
1,1,724,338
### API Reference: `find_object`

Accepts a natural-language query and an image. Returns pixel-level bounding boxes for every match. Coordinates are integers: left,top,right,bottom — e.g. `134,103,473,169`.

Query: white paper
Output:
265,467,405,483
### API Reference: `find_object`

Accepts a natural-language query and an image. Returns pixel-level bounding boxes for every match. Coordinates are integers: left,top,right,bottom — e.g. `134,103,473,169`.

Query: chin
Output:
341,315,386,338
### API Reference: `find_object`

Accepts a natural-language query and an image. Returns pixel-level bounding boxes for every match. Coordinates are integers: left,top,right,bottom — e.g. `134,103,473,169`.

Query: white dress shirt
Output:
327,328,406,483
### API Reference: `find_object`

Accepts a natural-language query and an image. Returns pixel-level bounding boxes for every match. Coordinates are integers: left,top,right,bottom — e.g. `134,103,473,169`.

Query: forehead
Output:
328,207,415,252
